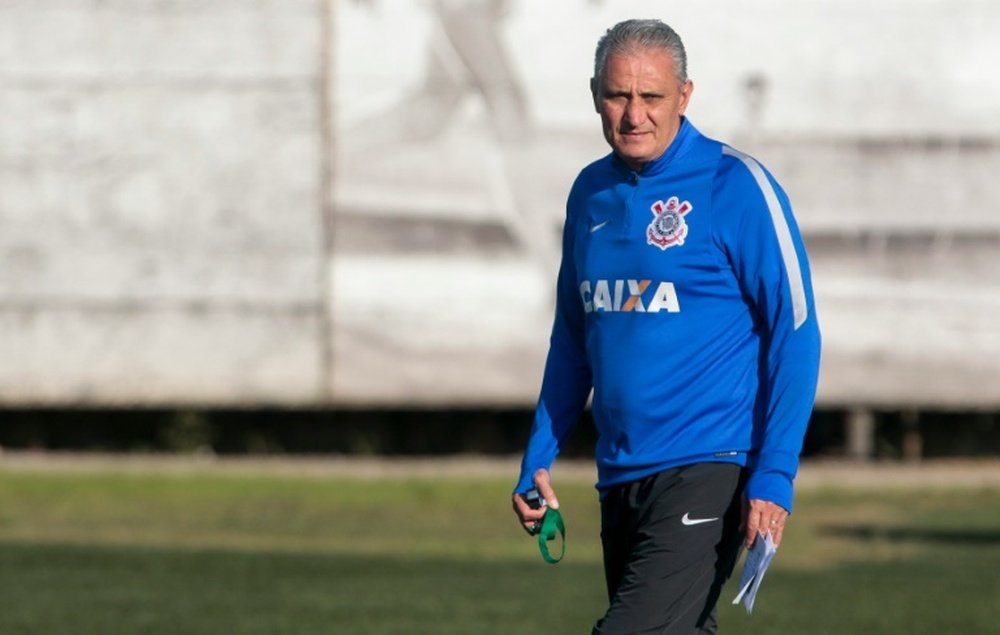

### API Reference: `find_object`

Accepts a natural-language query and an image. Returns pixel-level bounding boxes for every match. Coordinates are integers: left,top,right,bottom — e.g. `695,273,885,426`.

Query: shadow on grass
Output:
720,545,1000,635
2,540,998,634
0,541,607,635
819,525,1000,545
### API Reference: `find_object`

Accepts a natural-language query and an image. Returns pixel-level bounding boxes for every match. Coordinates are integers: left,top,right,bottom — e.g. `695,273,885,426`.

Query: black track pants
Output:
592,463,746,635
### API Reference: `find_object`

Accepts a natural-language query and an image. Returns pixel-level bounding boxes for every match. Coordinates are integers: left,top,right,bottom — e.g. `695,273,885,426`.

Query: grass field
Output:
1,457,998,634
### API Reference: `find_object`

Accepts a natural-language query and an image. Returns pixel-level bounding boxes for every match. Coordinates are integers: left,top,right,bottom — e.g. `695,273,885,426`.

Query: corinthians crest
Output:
646,196,694,250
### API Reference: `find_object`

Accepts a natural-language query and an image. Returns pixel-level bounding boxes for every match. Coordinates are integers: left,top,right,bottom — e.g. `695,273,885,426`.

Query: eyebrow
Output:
602,89,665,98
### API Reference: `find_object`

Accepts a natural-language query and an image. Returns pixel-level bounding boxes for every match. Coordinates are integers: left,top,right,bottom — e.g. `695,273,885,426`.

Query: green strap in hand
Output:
536,508,566,564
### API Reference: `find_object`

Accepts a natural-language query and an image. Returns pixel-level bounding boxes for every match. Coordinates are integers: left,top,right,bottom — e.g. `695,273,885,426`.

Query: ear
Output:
590,76,600,114
678,80,694,115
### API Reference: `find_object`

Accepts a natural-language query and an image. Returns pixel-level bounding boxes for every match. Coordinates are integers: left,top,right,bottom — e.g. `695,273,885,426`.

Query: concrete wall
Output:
2,0,998,408
0,1,326,405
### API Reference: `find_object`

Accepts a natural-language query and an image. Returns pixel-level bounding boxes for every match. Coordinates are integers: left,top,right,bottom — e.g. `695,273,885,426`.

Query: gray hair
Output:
593,19,688,85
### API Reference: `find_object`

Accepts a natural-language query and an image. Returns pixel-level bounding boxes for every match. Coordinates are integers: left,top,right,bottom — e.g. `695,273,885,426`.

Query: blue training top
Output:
515,118,821,512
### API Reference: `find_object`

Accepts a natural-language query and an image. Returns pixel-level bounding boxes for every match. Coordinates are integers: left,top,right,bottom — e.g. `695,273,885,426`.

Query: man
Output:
511,19,821,634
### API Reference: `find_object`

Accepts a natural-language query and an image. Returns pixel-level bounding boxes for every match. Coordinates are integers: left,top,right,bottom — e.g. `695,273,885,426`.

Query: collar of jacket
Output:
611,116,698,179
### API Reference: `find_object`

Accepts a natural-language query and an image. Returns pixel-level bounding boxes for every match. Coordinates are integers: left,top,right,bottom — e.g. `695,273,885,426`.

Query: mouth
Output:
619,130,650,140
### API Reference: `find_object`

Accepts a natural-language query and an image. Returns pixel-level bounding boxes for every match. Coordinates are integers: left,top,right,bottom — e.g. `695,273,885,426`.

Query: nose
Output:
623,99,645,128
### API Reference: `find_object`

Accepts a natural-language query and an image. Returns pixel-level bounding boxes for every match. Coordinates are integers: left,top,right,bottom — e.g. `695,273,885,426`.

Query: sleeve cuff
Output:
513,472,536,495
745,469,794,513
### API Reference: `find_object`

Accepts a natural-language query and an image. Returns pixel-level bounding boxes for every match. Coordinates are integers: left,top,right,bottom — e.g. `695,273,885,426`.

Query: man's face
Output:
591,48,693,171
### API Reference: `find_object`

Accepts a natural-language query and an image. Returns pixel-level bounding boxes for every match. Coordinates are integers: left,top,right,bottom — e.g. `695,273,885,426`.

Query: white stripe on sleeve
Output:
722,145,808,329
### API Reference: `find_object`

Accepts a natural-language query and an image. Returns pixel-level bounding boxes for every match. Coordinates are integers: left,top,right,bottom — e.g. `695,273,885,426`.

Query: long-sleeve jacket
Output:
515,118,821,512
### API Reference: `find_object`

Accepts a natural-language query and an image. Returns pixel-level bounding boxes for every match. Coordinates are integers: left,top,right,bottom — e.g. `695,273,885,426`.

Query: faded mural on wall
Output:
331,0,1000,407
1,0,998,407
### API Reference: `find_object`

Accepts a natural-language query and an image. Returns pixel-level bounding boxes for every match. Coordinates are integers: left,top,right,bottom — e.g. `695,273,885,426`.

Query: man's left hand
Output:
742,498,788,548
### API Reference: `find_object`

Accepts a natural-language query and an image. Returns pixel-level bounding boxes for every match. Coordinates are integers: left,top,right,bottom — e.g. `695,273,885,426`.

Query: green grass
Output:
0,465,998,633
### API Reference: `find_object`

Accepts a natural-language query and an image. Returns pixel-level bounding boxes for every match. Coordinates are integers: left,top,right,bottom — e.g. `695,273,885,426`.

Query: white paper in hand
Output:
731,531,777,614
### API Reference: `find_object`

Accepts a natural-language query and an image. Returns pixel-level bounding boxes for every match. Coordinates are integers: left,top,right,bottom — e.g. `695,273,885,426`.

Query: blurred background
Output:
1,3,999,634
1,0,999,459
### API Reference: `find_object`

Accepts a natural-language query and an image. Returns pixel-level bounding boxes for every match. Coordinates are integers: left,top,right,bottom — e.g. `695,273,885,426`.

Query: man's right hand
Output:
512,468,560,534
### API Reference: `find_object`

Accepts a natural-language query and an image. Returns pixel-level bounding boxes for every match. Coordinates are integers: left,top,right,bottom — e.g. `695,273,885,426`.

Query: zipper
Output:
623,170,640,238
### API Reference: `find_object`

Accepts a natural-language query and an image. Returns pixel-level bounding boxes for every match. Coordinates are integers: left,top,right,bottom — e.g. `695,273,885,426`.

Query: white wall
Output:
2,0,998,407
0,1,325,405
